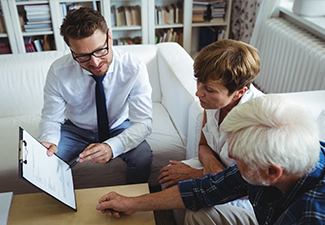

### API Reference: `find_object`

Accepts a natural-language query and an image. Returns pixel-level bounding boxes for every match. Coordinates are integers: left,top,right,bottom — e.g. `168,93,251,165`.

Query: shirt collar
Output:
238,83,255,106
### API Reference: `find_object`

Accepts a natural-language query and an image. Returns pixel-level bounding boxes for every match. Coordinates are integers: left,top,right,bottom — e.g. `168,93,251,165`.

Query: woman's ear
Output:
233,86,248,100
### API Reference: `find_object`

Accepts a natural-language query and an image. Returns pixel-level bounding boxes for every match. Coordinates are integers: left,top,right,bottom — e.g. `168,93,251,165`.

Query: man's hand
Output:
79,143,113,164
158,160,203,188
199,145,225,176
202,157,226,176
96,192,135,218
41,142,58,157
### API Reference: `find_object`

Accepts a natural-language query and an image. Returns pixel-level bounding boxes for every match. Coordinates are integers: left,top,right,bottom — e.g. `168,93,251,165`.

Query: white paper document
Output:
19,128,76,210
0,192,13,225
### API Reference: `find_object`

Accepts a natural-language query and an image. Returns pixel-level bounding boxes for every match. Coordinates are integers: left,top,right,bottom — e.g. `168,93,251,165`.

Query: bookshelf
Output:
104,0,148,45
188,0,233,58
1,0,232,55
50,0,102,51
7,0,56,53
148,0,192,49
0,0,18,54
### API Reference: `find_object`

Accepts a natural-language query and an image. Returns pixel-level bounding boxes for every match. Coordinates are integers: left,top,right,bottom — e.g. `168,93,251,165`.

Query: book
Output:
43,34,52,51
117,6,126,26
172,31,178,42
210,17,224,22
26,20,51,25
25,10,50,16
0,43,11,54
156,29,164,43
178,4,183,23
166,5,174,24
0,16,6,33
111,5,117,26
112,36,142,46
192,14,205,23
163,6,168,24
217,29,225,40
124,6,131,26
33,39,43,52
171,3,179,23
198,26,217,50
193,1,209,5
24,4,50,14
177,32,183,46
26,14,51,22
192,4,207,22
155,6,158,25
24,23,51,29
60,3,67,23
157,6,163,25
135,5,141,25
25,43,36,52
166,28,173,42
129,6,136,25
117,8,122,26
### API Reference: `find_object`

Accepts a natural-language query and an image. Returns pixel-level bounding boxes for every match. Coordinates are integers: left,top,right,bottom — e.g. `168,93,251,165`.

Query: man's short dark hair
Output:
60,7,108,46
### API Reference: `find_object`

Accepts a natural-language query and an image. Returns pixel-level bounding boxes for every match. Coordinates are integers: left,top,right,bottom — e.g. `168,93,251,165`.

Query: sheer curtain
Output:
249,0,282,48
231,0,260,44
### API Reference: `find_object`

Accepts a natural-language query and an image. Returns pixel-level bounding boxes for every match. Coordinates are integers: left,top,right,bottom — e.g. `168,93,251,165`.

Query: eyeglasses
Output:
71,31,109,63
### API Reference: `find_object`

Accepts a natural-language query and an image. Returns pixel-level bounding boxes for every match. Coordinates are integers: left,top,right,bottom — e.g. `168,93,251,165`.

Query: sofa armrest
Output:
156,43,197,146
186,101,204,159
277,90,325,120
277,90,325,142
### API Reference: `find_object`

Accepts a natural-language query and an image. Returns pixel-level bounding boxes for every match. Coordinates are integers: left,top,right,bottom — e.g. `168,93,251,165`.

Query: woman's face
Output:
195,80,240,110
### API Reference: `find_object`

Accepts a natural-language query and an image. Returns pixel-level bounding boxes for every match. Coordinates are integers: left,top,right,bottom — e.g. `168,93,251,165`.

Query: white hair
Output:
221,94,320,176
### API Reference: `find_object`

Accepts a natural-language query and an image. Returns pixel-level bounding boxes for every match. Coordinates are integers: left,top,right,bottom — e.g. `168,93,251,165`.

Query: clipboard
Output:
18,127,77,211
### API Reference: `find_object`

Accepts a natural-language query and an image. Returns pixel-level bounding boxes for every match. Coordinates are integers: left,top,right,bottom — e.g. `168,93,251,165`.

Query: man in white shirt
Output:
38,7,153,184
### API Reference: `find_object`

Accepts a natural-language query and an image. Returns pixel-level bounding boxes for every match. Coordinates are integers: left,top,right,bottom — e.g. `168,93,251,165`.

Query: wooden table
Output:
7,183,155,225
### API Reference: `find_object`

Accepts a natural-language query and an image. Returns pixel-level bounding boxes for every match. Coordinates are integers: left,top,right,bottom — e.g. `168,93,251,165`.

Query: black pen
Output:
66,157,81,171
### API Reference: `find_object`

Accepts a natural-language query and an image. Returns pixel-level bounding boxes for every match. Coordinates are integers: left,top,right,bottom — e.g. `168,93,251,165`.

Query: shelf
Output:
58,0,98,2
112,25,142,31
280,2,325,40
3,0,232,54
15,1,49,6
191,21,228,27
22,31,54,36
0,33,8,38
155,23,184,29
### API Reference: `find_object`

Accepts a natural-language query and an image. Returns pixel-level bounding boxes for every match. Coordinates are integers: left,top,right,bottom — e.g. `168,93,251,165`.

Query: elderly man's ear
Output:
265,164,283,183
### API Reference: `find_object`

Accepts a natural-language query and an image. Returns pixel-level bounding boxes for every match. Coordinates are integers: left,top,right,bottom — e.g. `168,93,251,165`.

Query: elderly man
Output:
96,95,325,224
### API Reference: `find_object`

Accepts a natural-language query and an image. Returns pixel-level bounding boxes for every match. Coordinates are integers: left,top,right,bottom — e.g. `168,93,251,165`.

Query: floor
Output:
150,185,178,225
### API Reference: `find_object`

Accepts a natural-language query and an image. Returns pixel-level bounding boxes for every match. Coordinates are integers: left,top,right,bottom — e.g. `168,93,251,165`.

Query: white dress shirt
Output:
202,84,264,167
39,48,153,158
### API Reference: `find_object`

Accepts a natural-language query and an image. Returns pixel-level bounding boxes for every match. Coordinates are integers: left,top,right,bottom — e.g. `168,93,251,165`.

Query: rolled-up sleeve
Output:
178,165,249,211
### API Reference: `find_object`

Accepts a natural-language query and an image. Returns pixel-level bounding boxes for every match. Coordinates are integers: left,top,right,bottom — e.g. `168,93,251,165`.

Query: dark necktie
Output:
92,75,110,142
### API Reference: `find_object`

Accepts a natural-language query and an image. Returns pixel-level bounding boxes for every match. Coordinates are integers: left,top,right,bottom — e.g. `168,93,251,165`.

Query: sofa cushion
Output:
0,102,185,193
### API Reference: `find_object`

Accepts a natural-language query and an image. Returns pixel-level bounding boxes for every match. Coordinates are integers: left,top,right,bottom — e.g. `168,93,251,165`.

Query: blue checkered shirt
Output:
179,142,325,224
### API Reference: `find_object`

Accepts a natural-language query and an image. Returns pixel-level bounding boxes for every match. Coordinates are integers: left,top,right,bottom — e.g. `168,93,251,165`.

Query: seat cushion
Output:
0,102,186,193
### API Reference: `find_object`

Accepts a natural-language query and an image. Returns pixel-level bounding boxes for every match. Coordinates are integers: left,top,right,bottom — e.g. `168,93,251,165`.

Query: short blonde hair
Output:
194,39,260,94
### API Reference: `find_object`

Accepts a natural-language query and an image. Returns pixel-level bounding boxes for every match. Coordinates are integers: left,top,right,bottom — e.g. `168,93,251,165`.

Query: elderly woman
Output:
158,39,264,225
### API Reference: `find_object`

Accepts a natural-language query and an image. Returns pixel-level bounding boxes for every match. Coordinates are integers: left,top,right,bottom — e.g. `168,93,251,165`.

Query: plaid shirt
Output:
179,142,325,225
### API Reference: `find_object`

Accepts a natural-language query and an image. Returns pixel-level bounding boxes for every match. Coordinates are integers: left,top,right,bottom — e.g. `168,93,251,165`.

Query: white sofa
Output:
0,43,197,194
1,42,324,195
